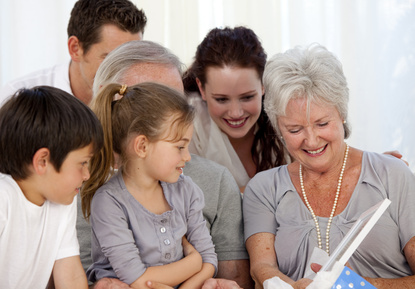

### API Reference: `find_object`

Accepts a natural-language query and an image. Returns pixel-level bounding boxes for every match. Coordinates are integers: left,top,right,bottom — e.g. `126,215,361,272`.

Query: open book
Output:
319,198,391,272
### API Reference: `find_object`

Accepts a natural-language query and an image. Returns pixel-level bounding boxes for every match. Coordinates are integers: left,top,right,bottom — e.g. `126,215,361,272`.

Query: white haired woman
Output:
243,43,415,289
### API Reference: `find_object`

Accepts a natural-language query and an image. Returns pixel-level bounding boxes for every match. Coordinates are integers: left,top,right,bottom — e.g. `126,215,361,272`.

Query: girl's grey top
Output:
243,151,415,280
87,172,217,285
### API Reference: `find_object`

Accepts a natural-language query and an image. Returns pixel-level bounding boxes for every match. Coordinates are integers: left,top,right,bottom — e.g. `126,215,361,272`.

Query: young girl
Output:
82,82,217,289
183,26,288,192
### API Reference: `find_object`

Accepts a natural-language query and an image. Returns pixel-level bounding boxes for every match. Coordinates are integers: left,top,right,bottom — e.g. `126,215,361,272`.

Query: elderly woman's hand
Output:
292,278,313,289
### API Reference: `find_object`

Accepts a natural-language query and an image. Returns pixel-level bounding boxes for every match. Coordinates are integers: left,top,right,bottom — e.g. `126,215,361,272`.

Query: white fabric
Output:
0,61,72,106
188,94,251,188
0,173,79,289
263,261,344,289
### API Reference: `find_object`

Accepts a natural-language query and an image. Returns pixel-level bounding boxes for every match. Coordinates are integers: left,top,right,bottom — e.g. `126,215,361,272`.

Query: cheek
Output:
206,101,225,118
244,99,262,117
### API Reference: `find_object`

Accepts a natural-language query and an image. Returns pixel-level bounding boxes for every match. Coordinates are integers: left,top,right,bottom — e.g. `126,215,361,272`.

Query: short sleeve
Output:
55,197,80,260
243,168,282,241
90,190,145,284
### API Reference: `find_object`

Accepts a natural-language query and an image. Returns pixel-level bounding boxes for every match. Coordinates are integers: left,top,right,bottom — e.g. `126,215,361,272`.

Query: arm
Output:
364,236,415,288
129,237,202,289
52,255,88,289
179,262,216,289
216,260,254,289
211,167,253,287
246,232,312,289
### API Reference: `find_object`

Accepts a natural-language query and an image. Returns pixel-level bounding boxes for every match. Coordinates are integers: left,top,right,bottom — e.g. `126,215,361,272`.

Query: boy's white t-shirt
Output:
0,173,79,289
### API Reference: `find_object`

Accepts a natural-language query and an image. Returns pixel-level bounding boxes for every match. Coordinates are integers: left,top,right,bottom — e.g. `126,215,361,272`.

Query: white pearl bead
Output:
299,144,349,255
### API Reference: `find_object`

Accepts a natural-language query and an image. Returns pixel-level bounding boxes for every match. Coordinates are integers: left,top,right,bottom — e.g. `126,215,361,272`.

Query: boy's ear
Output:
68,35,83,62
32,148,51,175
133,135,149,158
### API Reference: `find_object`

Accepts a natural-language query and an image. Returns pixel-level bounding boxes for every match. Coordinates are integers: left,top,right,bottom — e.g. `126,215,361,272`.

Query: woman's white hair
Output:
263,43,351,138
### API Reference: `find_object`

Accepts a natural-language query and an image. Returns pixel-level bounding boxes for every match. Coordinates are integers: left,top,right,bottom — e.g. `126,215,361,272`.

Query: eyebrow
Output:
212,90,257,97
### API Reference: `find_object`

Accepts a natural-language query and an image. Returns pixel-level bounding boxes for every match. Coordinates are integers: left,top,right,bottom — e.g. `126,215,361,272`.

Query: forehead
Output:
65,143,94,161
204,66,262,93
283,98,340,121
89,24,142,54
121,63,184,93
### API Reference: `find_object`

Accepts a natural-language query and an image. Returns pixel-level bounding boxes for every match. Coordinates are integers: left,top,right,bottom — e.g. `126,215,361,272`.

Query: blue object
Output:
331,267,377,289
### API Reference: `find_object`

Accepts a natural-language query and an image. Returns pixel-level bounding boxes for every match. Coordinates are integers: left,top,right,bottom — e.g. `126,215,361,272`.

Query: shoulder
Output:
361,151,415,198
7,63,67,87
185,154,227,176
363,151,412,177
0,62,70,103
0,174,19,210
244,166,291,202
247,166,289,188
92,174,128,207
164,174,204,197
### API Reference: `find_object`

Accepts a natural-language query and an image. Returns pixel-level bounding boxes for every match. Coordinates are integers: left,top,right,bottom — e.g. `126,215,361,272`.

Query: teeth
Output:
307,146,325,154
228,119,245,126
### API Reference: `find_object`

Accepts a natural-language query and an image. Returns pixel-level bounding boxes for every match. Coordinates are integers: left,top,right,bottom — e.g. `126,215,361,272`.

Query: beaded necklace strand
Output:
299,143,349,255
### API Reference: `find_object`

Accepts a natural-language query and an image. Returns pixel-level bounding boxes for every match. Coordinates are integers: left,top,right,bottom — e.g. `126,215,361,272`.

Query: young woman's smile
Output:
198,66,263,140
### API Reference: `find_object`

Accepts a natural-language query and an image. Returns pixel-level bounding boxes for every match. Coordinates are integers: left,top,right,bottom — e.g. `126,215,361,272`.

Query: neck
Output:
228,126,257,177
15,177,46,206
68,61,93,105
228,126,256,154
122,163,160,198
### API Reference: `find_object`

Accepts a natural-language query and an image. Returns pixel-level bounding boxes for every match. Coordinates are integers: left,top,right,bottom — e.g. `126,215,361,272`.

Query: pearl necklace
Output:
299,144,349,255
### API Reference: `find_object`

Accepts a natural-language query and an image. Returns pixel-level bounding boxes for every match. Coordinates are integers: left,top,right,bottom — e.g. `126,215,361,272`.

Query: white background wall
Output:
1,0,414,171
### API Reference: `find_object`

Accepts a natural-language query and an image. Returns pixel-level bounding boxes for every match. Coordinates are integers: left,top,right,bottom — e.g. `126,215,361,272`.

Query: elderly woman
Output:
243,43,415,289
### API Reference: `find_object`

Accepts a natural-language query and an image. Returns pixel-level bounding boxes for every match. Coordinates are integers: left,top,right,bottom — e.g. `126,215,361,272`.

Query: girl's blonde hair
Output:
82,82,195,220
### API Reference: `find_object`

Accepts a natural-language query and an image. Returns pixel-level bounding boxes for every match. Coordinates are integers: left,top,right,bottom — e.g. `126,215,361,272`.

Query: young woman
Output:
183,26,287,192
82,82,217,289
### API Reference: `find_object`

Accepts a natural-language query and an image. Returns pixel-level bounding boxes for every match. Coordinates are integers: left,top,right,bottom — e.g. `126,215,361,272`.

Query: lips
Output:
304,144,327,155
224,117,248,128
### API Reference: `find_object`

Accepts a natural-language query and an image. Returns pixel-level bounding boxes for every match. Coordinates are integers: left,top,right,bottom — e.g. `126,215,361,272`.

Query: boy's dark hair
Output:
0,86,104,180
67,0,147,54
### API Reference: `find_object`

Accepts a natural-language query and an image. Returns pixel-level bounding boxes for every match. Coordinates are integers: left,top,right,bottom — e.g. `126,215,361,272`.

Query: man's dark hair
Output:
0,86,104,180
67,0,147,54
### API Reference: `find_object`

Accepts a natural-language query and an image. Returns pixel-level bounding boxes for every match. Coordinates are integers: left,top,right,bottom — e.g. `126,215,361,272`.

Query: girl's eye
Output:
81,161,89,166
178,146,185,150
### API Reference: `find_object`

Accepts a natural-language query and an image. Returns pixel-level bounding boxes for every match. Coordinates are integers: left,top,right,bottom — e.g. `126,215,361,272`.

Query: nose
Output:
228,101,243,118
304,127,319,147
183,148,191,163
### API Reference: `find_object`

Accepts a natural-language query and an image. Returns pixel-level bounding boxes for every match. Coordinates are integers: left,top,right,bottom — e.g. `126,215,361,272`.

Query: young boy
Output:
0,86,103,288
